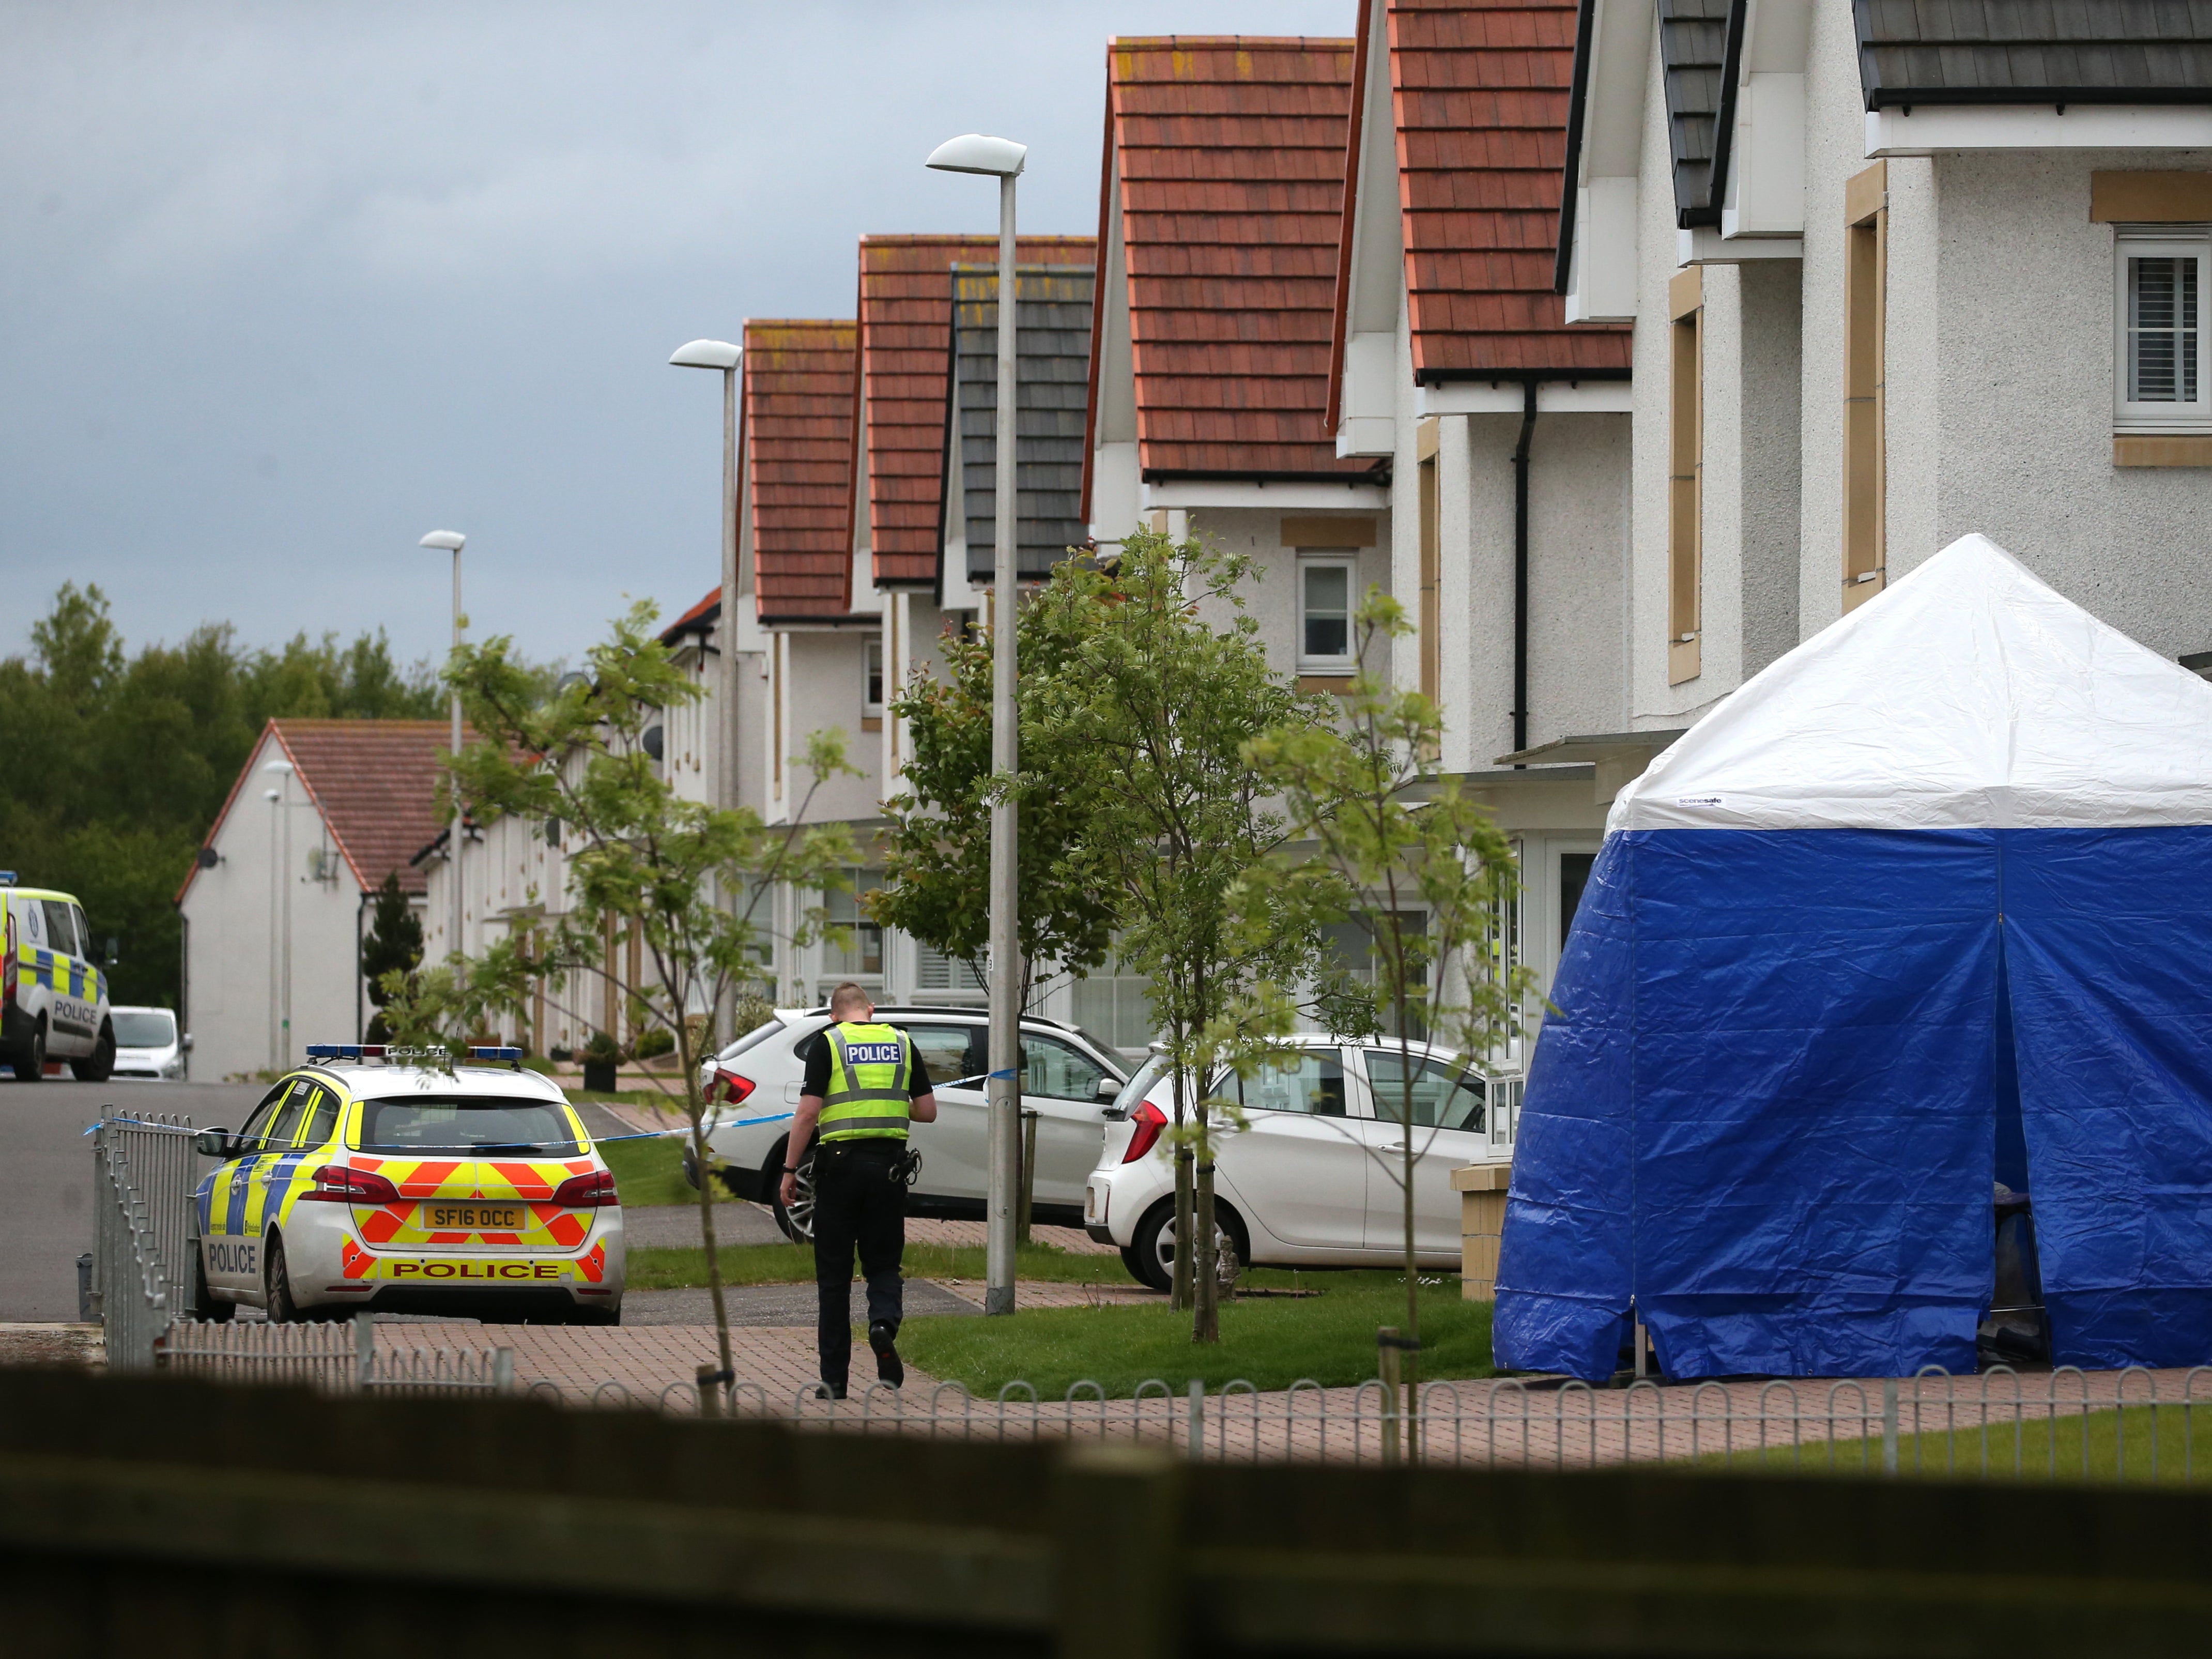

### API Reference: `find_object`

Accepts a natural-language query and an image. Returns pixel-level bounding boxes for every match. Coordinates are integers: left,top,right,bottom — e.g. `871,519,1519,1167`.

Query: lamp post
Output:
420,531,467,968
264,760,295,1069
668,340,743,1042
927,132,1026,1317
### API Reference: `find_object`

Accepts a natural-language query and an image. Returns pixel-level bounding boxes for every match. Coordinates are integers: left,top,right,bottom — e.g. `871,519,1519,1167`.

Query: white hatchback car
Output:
692,1006,1129,1238
1084,1037,1519,1289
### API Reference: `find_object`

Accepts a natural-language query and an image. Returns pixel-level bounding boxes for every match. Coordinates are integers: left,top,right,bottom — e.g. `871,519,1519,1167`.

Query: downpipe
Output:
1512,382,1537,757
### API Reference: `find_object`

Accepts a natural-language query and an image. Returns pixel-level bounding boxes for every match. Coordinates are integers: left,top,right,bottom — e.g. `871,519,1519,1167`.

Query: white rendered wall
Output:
182,730,375,1080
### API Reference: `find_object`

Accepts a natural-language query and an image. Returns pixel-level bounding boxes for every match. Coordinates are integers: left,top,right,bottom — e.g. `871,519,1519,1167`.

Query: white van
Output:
1,877,115,1082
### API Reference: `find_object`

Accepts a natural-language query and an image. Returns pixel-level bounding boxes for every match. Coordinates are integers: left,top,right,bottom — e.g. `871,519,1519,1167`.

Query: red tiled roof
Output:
1084,36,1373,496
1330,0,1631,415
178,719,457,904
852,234,1096,589
660,586,720,643
744,319,857,621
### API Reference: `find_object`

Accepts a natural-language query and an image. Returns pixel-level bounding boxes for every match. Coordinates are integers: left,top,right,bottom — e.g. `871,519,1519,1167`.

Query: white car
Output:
1084,1037,1520,1289
692,1006,1129,1238
191,1046,625,1324
111,1005,189,1080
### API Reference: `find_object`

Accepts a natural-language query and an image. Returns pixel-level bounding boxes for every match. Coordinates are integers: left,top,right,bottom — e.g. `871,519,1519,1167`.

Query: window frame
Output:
1295,557,1357,675
862,635,885,719
2114,228,2212,431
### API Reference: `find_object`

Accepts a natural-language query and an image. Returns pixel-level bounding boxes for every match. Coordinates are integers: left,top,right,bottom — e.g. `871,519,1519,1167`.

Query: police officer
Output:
780,981,938,1399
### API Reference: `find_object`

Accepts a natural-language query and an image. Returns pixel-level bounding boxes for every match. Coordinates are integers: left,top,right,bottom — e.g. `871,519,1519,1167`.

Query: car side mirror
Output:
182,1034,194,1051
1095,1076,1123,1104
103,938,119,968
193,1128,234,1159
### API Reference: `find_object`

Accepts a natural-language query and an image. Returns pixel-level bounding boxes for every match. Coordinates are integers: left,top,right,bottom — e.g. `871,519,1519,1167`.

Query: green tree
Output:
1237,588,1531,1453
1026,528,1326,1342
875,598,1122,1005
360,871,424,1042
379,600,858,1388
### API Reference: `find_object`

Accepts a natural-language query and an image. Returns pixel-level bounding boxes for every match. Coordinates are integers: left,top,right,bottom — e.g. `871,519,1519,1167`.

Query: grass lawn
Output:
596,1133,698,1207
900,1278,1493,1399
1702,1404,2212,1484
626,1240,1134,1291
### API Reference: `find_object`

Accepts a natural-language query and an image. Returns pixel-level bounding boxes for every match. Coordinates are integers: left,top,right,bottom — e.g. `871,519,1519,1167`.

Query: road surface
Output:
0,1077,262,1322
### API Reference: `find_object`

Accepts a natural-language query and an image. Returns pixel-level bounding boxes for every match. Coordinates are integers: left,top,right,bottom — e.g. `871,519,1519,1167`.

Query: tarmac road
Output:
0,1076,263,1323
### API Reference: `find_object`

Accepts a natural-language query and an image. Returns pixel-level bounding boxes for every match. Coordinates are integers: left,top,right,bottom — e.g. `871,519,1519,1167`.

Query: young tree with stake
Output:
1238,588,1530,1452
381,601,858,1393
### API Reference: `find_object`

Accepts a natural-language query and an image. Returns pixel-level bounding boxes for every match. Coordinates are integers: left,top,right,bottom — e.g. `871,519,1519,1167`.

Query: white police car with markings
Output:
0,875,114,1083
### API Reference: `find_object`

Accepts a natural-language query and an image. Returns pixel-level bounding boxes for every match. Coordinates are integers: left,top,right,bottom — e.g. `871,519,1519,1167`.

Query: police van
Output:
0,875,114,1083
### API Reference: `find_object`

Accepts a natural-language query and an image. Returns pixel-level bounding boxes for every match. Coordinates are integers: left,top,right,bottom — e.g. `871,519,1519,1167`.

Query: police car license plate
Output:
419,1202,527,1232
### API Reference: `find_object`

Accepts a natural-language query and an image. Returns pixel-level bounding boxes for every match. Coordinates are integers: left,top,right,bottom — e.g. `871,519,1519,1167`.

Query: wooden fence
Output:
1,1366,2209,1656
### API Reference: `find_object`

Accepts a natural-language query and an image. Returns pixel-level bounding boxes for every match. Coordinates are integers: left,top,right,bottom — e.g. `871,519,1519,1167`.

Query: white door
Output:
1213,1045,1370,1251
1359,1048,1496,1257
1018,1034,1120,1206
893,1021,986,1202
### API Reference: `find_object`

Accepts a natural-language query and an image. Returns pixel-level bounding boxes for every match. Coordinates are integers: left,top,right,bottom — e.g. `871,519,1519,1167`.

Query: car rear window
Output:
354,1096,582,1155
716,1017,790,1064
113,1010,176,1048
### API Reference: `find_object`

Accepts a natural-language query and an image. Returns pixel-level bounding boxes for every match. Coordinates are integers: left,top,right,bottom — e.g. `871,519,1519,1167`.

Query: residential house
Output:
177,720,445,1079
1556,0,2212,740
1085,34,1391,690
1325,0,1646,1073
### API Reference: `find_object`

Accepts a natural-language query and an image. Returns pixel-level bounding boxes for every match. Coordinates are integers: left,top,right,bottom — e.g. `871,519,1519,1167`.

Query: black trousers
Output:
810,1139,907,1390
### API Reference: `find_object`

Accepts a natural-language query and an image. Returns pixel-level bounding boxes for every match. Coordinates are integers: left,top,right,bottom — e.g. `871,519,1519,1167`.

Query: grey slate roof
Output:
1660,1,1742,228
1857,1,2212,107
942,264,1095,588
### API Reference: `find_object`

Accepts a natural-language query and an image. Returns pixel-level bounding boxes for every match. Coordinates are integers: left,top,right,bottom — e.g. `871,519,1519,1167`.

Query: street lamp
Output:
928,131,1026,1317
420,530,467,967
263,761,295,1069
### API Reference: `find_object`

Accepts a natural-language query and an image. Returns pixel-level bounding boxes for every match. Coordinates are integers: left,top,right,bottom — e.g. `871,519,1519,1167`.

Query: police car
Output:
0,875,114,1083
191,1044,625,1324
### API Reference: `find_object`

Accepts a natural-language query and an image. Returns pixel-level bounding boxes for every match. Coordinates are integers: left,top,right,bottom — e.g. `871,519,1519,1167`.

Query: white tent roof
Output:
1612,534,2212,833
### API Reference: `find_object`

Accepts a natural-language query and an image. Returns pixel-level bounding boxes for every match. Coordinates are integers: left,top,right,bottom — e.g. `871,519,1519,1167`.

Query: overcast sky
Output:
0,1,1352,671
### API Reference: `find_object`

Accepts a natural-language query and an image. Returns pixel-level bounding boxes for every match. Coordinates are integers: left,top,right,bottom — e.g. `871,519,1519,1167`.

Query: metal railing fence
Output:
514,1364,2212,1483
89,1114,196,1369
160,1316,514,1394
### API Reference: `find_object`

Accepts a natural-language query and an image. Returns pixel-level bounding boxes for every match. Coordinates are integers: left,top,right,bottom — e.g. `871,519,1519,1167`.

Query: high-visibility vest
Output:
819,1022,914,1143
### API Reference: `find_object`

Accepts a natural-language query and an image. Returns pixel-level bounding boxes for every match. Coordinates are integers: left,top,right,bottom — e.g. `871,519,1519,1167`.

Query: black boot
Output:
868,1320,904,1388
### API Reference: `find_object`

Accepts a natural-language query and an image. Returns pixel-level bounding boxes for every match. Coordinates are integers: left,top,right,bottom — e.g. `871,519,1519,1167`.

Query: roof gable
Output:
1089,36,1376,484
1858,0,2212,109
945,264,1097,587
852,235,1096,592
181,719,457,903
1338,0,1633,400
743,319,857,622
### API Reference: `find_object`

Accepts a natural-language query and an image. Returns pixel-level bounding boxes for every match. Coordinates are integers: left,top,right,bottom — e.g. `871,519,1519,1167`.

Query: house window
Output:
862,636,885,719
1297,559,1355,673
822,873,883,981
1842,160,1887,613
2116,232,2212,428
1668,265,1703,685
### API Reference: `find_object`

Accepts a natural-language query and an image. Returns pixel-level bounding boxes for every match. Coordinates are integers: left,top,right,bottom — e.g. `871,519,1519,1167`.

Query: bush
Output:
633,1027,675,1059
580,1031,621,1065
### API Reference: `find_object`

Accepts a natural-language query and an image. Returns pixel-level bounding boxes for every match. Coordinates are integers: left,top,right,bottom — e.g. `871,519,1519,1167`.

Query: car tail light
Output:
303,1164,401,1205
710,1068,756,1107
551,1168,619,1208
1122,1100,1166,1164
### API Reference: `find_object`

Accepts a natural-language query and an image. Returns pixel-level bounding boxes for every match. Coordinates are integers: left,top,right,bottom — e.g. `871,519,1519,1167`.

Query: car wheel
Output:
264,1234,300,1323
766,1142,816,1243
192,1241,235,1323
14,1017,45,1084
70,1019,115,1084
1128,1199,1240,1294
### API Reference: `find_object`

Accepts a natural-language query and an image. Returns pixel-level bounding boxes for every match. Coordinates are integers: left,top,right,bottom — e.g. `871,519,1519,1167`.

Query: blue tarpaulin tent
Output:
1494,535,2212,1381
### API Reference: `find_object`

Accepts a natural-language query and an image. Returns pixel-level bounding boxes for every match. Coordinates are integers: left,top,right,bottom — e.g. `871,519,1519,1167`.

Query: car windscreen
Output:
353,1096,582,1155
112,1010,176,1048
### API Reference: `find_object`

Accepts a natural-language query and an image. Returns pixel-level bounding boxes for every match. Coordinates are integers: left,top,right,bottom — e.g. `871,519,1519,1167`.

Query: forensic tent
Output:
1494,534,2212,1381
